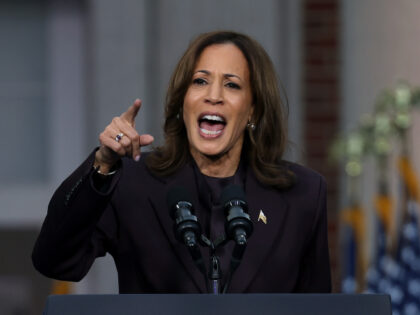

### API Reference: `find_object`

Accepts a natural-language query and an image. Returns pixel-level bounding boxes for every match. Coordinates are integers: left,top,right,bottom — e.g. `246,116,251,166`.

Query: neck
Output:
190,147,242,178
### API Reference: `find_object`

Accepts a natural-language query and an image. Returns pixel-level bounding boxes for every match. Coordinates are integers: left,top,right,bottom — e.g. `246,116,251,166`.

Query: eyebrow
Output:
195,70,242,81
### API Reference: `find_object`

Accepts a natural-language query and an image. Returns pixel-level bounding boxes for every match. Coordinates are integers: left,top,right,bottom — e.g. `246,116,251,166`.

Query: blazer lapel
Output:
228,169,290,292
148,163,208,293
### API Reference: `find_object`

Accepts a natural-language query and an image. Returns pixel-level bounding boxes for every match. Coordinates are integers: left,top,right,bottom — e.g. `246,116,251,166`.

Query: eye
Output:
226,82,240,89
192,78,207,85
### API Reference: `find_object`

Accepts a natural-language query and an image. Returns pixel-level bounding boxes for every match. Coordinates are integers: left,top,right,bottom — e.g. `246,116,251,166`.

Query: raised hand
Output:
94,99,154,173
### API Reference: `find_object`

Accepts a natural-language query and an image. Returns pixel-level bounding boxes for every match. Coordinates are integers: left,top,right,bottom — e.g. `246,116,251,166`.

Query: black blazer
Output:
32,151,331,293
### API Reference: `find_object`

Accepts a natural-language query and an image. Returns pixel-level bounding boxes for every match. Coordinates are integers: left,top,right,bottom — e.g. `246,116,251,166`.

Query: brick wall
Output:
303,0,340,291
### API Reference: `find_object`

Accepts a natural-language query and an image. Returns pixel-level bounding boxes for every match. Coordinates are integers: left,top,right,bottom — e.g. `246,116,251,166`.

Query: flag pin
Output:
258,210,267,224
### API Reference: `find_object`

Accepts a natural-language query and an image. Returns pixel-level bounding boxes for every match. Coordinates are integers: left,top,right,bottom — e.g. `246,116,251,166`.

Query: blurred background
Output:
1,0,420,314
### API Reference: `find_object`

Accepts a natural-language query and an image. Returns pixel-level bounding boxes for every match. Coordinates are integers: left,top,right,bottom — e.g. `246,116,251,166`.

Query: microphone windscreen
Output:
166,186,192,210
220,184,246,206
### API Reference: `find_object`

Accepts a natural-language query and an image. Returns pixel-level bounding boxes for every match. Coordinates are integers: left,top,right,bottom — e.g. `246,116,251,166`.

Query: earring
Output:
247,122,256,131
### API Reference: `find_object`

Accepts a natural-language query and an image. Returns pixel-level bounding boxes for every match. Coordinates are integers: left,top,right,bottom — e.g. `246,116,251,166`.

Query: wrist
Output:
94,150,116,173
94,165,117,176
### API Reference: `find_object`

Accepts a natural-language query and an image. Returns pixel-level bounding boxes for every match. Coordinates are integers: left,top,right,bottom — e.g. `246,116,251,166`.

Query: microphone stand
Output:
201,235,222,294
184,231,249,294
209,255,222,294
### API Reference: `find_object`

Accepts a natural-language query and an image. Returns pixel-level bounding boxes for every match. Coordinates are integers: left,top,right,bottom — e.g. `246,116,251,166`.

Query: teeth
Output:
200,128,222,135
202,115,225,123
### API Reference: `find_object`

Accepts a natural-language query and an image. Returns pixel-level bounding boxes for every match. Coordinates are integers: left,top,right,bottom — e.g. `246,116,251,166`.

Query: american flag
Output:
341,205,365,293
366,200,420,315
341,221,357,293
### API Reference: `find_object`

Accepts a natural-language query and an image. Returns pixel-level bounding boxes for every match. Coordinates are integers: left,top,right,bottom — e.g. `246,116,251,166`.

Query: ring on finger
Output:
115,132,124,143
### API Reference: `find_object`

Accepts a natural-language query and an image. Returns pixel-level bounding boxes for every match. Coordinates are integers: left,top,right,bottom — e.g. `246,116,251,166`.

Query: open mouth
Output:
198,114,226,137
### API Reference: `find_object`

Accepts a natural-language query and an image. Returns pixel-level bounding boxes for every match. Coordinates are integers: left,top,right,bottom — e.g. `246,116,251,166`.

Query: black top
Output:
193,162,242,285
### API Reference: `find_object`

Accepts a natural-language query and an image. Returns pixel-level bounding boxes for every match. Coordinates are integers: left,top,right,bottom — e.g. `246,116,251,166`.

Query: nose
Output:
205,82,223,105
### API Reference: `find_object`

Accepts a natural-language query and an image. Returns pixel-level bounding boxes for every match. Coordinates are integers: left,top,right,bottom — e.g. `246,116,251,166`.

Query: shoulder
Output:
275,162,327,236
286,161,326,187
281,161,326,200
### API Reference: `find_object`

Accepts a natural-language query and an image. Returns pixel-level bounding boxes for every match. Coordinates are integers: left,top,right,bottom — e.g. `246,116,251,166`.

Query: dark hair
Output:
146,30,295,189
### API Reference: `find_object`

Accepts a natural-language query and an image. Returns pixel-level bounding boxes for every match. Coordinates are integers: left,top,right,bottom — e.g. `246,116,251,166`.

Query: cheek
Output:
230,114,249,140
182,110,199,140
182,101,192,125
231,108,252,136
182,91,198,124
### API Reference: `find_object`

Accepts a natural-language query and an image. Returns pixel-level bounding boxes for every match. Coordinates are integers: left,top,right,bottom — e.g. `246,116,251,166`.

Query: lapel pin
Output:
258,210,267,224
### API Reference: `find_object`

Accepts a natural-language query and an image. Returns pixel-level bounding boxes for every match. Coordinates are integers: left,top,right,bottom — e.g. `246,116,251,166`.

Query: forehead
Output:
195,43,249,77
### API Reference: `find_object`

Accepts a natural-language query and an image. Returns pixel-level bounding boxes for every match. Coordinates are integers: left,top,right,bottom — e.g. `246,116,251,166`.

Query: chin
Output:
198,147,224,158
192,142,226,159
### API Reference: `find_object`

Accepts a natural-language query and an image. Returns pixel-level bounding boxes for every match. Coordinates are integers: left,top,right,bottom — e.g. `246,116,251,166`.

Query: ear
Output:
178,105,183,120
248,104,255,122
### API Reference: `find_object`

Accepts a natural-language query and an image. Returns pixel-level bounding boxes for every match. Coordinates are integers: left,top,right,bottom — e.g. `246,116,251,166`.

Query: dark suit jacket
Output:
32,151,331,293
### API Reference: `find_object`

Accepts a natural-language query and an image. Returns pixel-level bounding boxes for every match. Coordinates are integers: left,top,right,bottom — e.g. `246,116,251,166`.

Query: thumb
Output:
139,134,154,147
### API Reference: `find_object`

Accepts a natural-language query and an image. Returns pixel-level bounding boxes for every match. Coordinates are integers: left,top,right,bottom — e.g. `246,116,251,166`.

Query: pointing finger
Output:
120,99,142,126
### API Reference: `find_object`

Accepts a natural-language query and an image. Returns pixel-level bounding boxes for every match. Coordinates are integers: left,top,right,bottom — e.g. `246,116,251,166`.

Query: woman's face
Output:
183,43,253,160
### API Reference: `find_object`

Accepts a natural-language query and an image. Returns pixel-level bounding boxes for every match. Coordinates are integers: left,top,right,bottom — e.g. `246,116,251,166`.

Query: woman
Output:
32,31,331,293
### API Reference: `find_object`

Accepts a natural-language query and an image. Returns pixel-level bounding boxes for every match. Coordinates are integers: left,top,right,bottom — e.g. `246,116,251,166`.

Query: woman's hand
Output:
94,99,154,173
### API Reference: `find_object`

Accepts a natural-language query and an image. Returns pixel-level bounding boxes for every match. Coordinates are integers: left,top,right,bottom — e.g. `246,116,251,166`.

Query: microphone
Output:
220,185,253,245
166,186,207,288
220,184,253,293
166,186,202,247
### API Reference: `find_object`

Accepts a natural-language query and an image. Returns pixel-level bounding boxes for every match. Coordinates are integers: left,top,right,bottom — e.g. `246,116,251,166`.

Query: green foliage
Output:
330,82,420,177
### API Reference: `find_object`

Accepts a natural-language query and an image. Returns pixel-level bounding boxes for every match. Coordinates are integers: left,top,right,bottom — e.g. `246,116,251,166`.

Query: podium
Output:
43,293,391,315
